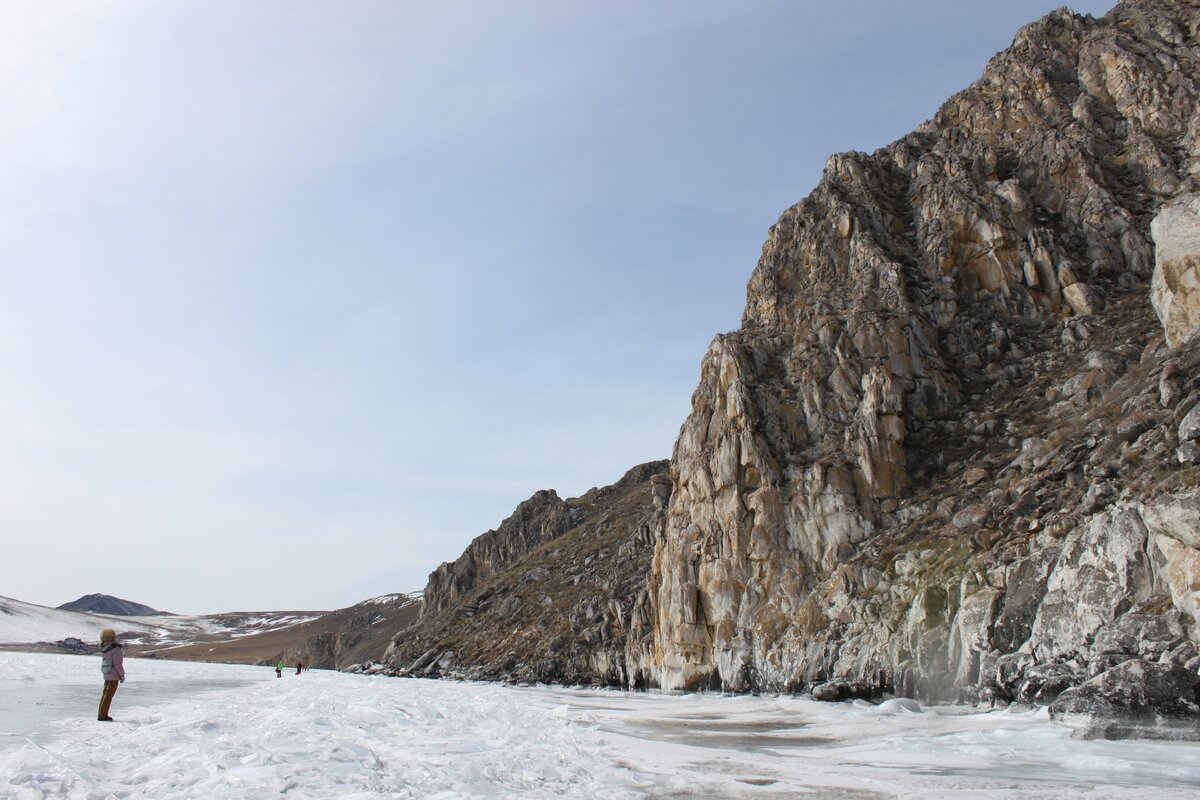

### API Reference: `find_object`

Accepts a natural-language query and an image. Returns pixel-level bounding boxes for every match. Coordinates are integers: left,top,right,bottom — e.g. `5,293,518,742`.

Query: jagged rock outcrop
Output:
422,490,576,617
376,462,668,684
1153,193,1200,346
623,0,1200,734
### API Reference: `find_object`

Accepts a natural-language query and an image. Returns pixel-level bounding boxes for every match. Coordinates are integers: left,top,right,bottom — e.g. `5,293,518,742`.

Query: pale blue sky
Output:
2,1,1113,614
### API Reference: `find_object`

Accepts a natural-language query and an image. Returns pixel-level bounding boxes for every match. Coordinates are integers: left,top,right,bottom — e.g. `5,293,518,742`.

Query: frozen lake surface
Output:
2,652,1199,799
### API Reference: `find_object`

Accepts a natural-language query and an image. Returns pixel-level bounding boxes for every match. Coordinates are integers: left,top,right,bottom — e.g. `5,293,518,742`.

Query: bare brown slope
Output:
140,595,420,670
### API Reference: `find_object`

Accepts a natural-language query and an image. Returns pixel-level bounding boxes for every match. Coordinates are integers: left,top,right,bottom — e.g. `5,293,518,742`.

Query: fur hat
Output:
99,628,116,644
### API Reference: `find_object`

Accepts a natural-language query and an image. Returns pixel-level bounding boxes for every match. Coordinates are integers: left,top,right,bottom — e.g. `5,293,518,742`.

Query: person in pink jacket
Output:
98,628,125,721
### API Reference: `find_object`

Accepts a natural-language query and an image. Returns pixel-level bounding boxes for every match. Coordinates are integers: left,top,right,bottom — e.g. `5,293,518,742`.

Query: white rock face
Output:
1152,194,1200,347
1142,492,1200,633
1028,506,1155,663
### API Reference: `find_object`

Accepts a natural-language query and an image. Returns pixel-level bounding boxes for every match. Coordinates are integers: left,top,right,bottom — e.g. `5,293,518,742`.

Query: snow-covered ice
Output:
2,653,1200,799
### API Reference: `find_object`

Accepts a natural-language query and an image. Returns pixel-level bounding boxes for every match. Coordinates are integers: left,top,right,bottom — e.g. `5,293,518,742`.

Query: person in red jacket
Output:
98,628,125,721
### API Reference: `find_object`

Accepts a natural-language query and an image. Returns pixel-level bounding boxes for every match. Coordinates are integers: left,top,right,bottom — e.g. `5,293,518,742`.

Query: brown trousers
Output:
99,680,119,718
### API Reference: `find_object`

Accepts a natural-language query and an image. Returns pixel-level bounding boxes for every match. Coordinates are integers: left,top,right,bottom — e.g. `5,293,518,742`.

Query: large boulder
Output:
1050,659,1200,740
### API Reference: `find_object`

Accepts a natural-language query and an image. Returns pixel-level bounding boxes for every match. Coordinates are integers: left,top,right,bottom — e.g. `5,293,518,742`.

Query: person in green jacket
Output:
275,658,283,678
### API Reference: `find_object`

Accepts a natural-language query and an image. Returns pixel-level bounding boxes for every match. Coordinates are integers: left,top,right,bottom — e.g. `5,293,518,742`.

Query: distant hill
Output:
4,592,421,670
0,595,167,647
57,594,167,616
160,593,423,670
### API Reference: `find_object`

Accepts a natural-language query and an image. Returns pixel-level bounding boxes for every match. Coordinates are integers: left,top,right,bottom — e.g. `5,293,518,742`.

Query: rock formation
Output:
378,462,667,684
376,0,1200,739
420,489,576,618
619,0,1200,736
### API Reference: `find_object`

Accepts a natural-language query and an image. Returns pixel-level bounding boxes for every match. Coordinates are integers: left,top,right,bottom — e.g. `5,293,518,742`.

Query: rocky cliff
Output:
621,0,1200,735
374,0,1200,739
420,488,577,619
378,462,668,684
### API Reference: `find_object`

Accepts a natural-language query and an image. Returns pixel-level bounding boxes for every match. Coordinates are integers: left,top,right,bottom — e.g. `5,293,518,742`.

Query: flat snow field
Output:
2,653,1200,799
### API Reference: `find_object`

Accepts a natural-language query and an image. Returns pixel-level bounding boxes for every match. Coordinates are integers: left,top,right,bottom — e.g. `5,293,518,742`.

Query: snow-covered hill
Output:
0,596,176,645
0,592,420,669
0,595,320,652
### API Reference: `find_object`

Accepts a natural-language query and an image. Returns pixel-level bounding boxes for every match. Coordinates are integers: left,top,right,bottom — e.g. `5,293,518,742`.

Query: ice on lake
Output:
2,652,1199,799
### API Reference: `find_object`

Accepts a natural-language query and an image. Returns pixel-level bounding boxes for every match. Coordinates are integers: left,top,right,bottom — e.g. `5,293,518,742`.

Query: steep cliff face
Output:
632,0,1200,714
421,489,576,618
378,462,668,684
